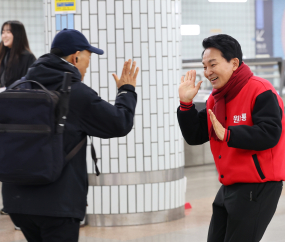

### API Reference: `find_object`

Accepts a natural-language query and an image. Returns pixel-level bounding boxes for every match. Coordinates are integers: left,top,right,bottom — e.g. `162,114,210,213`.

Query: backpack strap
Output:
65,136,100,176
56,73,72,133
7,77,32,90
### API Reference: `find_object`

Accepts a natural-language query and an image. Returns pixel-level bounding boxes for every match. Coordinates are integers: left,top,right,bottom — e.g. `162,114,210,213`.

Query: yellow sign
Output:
55,0,76,14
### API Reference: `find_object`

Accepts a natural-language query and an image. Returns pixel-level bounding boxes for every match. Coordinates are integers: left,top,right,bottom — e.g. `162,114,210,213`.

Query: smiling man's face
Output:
202,47,239,89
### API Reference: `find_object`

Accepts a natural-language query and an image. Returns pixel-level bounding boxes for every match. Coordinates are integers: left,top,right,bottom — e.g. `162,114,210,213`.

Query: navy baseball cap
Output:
51,28,104,56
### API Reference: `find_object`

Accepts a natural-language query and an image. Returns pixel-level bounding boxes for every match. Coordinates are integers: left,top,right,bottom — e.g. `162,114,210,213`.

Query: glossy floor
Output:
1,164,285,242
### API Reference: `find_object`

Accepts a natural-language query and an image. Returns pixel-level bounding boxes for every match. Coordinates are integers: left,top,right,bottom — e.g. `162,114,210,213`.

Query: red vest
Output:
206,76,285,185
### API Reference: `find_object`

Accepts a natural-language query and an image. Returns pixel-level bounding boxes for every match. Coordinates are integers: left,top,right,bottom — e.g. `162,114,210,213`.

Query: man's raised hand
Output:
179,70,202,103
112,59,139,89
208,109,226,141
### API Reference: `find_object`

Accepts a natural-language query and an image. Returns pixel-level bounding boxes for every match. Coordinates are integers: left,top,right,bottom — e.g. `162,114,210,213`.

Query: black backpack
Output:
0,73,100,185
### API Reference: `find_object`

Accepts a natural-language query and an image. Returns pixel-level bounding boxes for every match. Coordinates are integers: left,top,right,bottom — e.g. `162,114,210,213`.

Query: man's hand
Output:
179,70,203,103
112,59,139,88
208,109,226,141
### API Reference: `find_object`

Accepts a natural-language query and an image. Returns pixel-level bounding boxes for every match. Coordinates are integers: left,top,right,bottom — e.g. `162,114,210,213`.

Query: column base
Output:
87,206,185,227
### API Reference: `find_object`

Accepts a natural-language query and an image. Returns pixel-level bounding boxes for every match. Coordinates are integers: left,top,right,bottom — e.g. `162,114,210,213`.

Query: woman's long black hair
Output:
0,20,32,80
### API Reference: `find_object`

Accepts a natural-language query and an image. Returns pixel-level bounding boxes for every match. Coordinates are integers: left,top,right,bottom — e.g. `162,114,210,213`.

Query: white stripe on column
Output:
148,0,155,28
128,158,135,172
99,59,108,87
86,145,93,174
134,58,142,85
152,183,158,211
165,182,170,209
102,145,110,173
145,183,151,212
156,42,162,70
144,157,151,171
151,143,158,171
111,186,119,214
94,186,102,214
116,30,124,58
151,114,158,142
148,29,155,57
127,129,135,157
111,158,119,173
124,14,132,42
119,144,127,173
162,28,168,56
115,1,124,29
108,73,117,101
137,184,144,212
141,43,149,70
82,1,90,29
143,100,150,127
165,141,171,169
175,180,179,208
128,185,136,213
140,0,147,13
133,29,141,57
74,14,82,32
143,128,151,156
107,15,115,43
98,1,106,29
135,115,143,143
132,1,140,28
87,186,94,214
135,144,143,172
170,181,175,209
150,86,157,113
102,186,110,214
159,182,165,210
155,0,161,12
125,43,133,60
90,0,97,14
124,0,131,13
99,30,107,58
155,14,162,41
149,57,156,85
159,155,165,170
161,1,167,27
119,185,127,214
106,0,114,14
140,14,148,42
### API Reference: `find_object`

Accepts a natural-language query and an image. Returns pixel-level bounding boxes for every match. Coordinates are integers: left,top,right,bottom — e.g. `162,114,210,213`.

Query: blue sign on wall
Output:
273,0,285,58
255,0,273,57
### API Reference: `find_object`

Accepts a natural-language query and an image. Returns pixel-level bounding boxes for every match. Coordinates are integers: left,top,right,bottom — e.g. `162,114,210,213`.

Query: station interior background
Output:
1,0,285,242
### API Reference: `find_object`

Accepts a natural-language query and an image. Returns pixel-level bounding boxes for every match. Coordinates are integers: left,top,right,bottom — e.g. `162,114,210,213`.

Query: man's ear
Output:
232,58,239,71
70,51,81,65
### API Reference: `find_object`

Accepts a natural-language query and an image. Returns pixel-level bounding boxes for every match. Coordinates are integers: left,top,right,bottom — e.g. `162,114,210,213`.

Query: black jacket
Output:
2,53,137,220
0,49,36,87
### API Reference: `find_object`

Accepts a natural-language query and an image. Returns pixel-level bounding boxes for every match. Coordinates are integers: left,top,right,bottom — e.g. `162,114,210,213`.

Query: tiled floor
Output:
1,164,285,242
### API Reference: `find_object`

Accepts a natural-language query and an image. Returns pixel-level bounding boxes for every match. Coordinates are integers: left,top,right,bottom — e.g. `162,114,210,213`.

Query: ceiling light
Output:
181,25,200,36
208,0,247,2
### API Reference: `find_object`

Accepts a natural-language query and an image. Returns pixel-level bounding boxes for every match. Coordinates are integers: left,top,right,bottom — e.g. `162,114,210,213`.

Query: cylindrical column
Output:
44,0,184,226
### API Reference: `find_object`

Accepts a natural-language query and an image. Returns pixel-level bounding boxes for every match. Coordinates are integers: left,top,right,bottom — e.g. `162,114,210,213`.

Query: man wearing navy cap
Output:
2,29,139,242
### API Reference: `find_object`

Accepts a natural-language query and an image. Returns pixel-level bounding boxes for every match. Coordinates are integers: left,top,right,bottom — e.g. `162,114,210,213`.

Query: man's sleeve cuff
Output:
180,101,193,111
223,129,231,142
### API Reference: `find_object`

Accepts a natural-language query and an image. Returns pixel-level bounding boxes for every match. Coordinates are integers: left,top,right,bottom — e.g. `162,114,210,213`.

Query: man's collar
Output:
60,57,75,67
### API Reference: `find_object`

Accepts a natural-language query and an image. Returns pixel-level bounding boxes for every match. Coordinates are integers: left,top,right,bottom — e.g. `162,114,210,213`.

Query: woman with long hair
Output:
0,20,36,220
0,20,36,87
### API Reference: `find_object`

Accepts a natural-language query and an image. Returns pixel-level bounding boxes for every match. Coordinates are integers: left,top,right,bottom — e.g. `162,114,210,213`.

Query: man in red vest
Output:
178,34,285,242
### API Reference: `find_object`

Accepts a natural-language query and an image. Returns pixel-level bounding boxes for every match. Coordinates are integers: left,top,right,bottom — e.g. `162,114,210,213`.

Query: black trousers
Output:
9,214,80,242
208,181,283,242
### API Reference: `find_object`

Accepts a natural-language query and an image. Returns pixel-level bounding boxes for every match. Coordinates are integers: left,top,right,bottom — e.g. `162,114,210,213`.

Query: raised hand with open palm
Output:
179,70,203,103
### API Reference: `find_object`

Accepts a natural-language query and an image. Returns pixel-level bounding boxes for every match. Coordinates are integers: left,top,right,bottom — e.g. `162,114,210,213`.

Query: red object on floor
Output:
185,202,192,209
